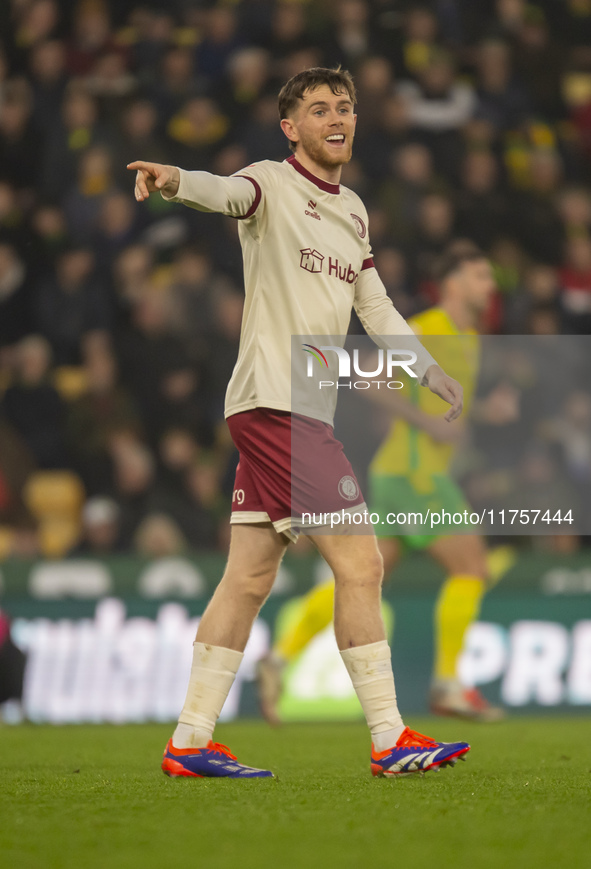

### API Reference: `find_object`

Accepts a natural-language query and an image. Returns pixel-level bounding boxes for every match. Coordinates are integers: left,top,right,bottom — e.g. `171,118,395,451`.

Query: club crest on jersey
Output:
350,213,366,239
338,475,359,501
305,199,321,221
300,248,324,273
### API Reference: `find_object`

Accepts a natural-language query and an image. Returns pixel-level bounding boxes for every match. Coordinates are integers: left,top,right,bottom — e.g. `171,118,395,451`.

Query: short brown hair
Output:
435,242,487,283
278,67,356,152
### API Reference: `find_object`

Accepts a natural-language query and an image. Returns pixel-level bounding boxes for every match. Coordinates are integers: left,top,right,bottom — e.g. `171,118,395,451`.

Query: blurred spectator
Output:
133,512,189,557
0,180,28,253
117,289,209,444
129,9,175,87
475,39,530,131
0,420,36,530
393,4,440,80
28,202,68,274
112,99,166,188
353,56,395,131
85,51,136,105
219,48,271,126
62,145,115,241
504,264,562,333
151,47,203,126
556,187,591,238
265,3,311,61
166,97,229,169
1,335,68,468
202,291,243,421
378,143,446,244
509,150,565,264
33,246,112,364
398,50,475,177
168,246,234,359
372,248,415,317
28,39,67,135
196,6,243,83
66,340,140,493
0,243,33,347
412,193,456,284
241,95,290,164
12,0,60,61
70,495,124,555
66,0,117,76
42,88,107,199
94,191,141,268
0,79,41,191
558,235,591,332
512,5,566,121
455,150,507,251
111,243,154,319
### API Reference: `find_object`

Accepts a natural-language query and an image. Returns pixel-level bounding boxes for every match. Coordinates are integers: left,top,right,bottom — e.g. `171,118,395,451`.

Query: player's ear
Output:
280,117,298,149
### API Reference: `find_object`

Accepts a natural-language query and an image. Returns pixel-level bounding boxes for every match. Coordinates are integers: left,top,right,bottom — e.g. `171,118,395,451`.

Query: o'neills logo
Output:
305,199,321,220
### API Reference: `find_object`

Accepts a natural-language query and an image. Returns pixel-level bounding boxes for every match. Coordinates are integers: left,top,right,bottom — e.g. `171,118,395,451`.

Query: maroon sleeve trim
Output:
233,175,262,220
361,257,375,271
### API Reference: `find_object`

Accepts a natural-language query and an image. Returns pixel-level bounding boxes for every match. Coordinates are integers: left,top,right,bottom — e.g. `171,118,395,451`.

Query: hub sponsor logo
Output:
299,248,324,273
298,249,359,284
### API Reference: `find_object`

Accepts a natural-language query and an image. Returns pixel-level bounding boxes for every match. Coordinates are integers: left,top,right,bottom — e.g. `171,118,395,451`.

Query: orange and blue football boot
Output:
161,740,274,778
371,727,470,777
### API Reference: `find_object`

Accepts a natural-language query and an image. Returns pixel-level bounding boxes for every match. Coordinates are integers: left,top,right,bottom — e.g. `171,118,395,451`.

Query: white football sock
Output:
341,640,405,752
172,642,243,749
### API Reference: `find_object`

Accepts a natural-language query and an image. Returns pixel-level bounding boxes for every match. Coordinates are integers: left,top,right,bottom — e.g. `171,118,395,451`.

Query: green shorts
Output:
369,472,472,549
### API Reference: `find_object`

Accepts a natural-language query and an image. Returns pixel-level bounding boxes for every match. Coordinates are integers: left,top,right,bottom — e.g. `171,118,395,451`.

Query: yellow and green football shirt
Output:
370,306,480,481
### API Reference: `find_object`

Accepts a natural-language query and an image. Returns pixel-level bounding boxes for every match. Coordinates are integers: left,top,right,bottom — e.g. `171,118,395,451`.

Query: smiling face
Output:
280,84,357,173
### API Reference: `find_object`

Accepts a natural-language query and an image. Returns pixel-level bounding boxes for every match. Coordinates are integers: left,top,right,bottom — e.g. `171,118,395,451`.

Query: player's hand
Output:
126,161,180,202
424,364,463,422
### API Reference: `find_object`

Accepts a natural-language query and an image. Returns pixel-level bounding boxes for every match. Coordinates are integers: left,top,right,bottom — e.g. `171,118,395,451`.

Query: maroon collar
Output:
286,155,340,194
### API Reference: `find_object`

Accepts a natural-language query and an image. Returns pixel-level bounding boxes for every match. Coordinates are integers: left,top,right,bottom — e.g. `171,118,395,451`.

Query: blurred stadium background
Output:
1,0,591,725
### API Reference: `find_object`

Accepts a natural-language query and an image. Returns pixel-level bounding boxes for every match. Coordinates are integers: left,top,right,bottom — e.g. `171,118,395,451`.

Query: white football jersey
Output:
167,156,436,421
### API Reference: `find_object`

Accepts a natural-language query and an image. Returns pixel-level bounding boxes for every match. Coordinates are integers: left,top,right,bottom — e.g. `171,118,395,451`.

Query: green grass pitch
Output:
1,718,590,869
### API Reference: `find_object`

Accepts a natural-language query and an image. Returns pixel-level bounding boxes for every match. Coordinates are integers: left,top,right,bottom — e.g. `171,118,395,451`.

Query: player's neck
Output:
441,299,476,332
292,150,342,186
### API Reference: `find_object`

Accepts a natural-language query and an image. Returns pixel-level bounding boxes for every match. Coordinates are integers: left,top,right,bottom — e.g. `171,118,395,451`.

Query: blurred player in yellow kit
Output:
258,245,506,724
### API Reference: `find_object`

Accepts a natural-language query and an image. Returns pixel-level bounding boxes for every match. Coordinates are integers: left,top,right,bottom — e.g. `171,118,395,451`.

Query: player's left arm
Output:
354,265,463,421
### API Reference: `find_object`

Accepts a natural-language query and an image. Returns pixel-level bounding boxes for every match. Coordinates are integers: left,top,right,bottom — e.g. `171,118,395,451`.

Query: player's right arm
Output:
127,160,259,218
127,161,180,201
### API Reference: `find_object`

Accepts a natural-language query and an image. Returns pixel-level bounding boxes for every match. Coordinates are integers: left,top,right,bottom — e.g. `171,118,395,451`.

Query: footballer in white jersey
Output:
129,67,470,780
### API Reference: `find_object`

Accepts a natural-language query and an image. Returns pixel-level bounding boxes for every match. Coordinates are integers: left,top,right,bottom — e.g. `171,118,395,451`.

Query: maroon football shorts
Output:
226,408,366,541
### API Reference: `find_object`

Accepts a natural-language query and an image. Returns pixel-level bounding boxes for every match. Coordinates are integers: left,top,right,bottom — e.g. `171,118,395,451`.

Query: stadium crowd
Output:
1,0,591,558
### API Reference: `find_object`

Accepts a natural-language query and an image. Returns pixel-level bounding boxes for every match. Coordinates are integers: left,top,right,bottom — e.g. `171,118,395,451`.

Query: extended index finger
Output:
127,160,157,173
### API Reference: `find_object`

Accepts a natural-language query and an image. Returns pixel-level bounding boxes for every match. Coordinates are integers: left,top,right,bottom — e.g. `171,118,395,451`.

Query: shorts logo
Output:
338,475,359,501
300,248,324,273
350,213,366,239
